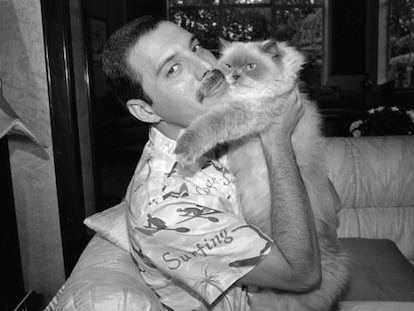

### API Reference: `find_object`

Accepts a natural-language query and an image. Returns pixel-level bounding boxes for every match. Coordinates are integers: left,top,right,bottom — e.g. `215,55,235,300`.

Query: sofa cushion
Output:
46,235,163,311
84,201,129,252
339,238,414,302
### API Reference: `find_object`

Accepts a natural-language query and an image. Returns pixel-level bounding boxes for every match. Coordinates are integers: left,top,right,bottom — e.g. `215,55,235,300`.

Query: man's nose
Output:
194,58,213,80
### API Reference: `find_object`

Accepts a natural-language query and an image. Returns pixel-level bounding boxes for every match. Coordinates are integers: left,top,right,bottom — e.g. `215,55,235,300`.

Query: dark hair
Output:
101,15,164,105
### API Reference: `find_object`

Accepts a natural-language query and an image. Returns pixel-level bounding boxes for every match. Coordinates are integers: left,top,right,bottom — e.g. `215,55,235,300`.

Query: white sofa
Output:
45,136,414,310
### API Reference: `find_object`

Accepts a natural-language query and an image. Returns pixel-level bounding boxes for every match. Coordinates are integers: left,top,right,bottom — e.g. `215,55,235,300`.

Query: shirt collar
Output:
148,127,177,155
148,127,227,165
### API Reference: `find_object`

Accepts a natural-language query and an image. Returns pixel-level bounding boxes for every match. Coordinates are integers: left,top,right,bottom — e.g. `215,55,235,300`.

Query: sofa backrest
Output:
325,136,414,264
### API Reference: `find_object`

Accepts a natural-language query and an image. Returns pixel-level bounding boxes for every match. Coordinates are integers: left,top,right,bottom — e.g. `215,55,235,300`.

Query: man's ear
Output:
127,99,162,123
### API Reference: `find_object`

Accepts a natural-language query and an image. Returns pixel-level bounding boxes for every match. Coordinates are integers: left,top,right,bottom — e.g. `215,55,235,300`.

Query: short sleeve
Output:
128,194,273,305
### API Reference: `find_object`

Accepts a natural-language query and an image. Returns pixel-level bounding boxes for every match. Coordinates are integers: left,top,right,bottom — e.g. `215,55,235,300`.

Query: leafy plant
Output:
349,106,414,136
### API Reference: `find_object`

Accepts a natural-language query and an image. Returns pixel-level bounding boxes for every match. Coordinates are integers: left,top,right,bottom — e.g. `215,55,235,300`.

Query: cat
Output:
175,39,302,166
175,39,350,311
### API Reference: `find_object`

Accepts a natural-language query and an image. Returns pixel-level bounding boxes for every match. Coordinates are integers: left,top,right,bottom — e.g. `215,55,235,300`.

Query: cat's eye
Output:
246,63,256,70
224,63,232,70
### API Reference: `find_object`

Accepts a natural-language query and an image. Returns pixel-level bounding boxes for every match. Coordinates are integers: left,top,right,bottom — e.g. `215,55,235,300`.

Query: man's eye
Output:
192,43,203,52
246,63,256,70
167,64,179,76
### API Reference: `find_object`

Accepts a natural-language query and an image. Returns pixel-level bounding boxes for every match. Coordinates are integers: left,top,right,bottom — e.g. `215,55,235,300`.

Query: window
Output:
388,0,414,88
168,0,325,89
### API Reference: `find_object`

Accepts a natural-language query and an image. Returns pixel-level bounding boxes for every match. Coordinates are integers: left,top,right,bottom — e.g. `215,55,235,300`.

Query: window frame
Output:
167,0,328,86
386,0,414,89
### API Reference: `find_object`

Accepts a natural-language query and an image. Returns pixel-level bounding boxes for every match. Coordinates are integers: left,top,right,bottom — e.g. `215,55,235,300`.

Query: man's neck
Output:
153,121,182,141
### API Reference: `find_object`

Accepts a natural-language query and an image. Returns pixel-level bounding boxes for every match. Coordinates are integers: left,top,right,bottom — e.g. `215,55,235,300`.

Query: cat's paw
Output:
175,152,199,168
174,131,204,166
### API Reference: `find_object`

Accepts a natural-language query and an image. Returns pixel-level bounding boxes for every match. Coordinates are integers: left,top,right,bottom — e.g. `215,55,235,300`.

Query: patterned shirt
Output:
126,128,272,311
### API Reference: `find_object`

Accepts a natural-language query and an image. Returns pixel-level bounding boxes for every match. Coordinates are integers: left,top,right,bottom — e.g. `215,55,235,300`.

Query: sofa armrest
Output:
48,235,164,311
325,136,414,262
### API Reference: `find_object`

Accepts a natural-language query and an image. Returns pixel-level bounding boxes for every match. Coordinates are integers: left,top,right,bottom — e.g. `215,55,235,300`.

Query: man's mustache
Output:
197,69,225,102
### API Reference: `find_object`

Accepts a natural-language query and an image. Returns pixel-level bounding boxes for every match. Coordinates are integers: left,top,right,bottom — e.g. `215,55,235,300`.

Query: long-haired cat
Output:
175,39,350,311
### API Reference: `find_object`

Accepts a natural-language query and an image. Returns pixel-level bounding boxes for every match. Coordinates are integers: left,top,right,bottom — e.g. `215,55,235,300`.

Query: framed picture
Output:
90,18,107,63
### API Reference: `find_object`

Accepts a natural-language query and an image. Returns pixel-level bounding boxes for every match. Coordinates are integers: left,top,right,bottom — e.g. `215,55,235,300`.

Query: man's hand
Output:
273,91,304,138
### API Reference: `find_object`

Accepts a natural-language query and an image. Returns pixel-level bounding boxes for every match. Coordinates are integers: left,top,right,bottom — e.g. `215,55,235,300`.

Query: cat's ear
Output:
260,40,279,57
219,37,231,49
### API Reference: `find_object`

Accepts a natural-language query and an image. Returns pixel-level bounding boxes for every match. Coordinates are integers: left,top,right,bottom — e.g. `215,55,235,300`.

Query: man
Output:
102,15,321,310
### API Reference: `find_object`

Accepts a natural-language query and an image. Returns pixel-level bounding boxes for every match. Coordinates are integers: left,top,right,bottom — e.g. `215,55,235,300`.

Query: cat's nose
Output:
232,73,241,80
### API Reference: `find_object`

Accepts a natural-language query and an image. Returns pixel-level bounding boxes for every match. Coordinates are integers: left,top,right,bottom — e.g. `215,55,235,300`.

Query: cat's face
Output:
218,40,305,95
219,42,275,89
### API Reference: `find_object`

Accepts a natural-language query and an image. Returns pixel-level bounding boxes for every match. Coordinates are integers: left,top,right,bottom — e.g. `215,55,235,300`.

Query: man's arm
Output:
237,96,321,292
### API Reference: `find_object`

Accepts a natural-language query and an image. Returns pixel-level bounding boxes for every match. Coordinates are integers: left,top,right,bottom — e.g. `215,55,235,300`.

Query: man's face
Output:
127,21,225,132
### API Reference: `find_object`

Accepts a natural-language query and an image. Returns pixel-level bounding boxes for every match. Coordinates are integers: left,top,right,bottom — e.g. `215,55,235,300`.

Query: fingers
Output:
272,95,304,136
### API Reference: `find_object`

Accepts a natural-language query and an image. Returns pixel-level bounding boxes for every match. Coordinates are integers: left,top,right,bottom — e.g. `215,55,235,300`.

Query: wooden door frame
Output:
40,0,88,276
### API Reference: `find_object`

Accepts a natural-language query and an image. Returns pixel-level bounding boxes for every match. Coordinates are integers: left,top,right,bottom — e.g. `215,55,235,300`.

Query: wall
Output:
0,0,65,304
327,0,366,89
327,0,387,89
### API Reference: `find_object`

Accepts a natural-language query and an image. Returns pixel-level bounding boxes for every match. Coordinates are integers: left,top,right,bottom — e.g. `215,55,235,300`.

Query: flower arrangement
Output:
349,106,414,137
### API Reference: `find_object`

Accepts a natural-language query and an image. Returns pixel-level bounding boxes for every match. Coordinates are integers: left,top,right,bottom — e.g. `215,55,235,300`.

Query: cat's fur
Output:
175,40,350,310
175,40,302,165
